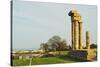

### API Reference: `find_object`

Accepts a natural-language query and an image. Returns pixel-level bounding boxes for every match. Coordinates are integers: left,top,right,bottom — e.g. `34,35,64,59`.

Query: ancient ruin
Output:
69,10,83,50
68,10,96,61
86,31,90,49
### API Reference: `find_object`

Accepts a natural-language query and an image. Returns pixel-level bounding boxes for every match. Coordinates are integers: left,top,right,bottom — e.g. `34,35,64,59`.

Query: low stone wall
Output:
12,53,44,60
68,49,97,61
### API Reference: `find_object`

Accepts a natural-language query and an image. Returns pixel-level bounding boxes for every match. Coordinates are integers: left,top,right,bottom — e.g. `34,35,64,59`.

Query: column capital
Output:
68,10,80,16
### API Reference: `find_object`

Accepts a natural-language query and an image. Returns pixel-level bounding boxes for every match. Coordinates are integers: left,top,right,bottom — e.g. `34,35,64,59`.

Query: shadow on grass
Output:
57,55,88,62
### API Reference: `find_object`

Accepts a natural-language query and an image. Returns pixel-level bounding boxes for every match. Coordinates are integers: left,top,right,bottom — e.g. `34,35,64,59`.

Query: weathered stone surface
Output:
86,31,90,49
74,21,79,49
72,22,74,49
79,22,83,49
69,10,82,49
68,10,80,17
68,10,96,61
68,49,97,61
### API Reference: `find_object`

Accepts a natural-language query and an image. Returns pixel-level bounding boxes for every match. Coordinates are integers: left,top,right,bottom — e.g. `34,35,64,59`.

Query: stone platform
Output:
68,49,97,61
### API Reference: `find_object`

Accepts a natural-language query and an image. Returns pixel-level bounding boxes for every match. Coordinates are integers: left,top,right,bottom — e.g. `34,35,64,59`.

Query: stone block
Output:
68,49,97,61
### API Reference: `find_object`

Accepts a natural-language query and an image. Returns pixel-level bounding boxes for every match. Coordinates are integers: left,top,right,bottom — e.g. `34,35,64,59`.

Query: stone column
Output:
74,20,79,49
79,22,82,49
68,10,80,50
86,31,90,49
71,22,74,49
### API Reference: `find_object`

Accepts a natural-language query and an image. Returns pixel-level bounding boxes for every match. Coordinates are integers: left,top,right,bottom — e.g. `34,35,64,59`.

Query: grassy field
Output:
12,56,81,66
12,51,84,66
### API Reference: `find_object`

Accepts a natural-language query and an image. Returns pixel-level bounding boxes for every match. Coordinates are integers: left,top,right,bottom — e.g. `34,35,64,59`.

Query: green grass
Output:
31,56,78,65
12,56,80,66
12,51,83,66
12,59,30,66
49,51,69,56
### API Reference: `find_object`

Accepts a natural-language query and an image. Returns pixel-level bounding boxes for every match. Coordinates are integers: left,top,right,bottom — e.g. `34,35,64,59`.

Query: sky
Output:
12,0,97,50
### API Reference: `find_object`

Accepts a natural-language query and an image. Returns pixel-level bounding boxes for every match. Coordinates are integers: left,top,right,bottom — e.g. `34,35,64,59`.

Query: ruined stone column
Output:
86,31,90,49
79,22,83,49
74,20,79,49
71,22,74,49
69,11,75,50
68,10,80,50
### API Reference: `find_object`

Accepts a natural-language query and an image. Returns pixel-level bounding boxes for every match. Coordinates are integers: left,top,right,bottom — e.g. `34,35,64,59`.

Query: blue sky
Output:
12,0,97,50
